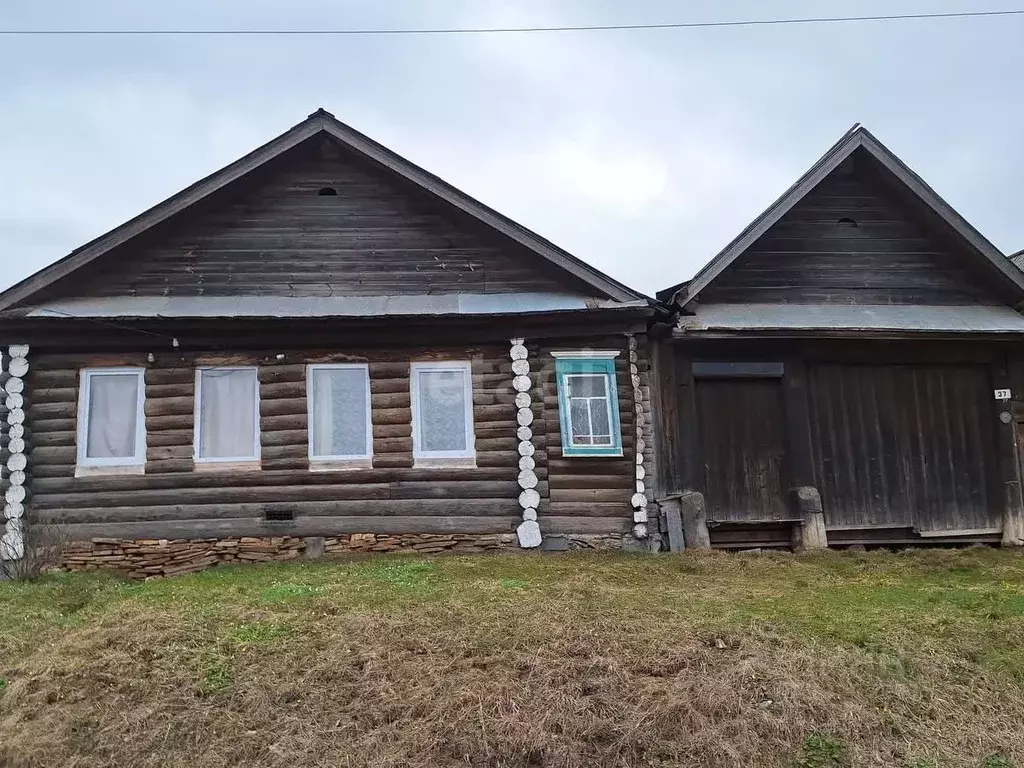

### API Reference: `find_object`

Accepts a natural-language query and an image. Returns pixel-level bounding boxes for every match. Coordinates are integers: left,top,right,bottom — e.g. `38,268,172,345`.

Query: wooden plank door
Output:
808,363,1001,534
695,378,790,522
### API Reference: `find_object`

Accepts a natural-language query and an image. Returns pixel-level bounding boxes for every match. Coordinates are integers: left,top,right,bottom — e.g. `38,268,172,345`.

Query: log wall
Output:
25,338,650,544
532,335,656,538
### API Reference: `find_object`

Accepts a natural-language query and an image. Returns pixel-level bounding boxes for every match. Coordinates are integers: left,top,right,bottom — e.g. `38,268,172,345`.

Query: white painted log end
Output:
5,485,26,505
8,345,29,359
517,441,535,458
516,519,543,548
516,426,533,442
512,375,532,392
633,508,649,523
8,357,29,378
509,344,528,361
518,488,540,509
517,469,539,490
632,523,648,540
522,508,538,522
3,500,25,519
516,408,534,427
511,359,530,376
0,533,24,561
518,454,536,472
514,392,532,409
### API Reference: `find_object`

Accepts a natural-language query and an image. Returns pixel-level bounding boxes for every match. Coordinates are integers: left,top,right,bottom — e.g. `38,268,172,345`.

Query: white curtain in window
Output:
86,373,139,458
199,369,257,459
418,370,468,452
311,368,368,457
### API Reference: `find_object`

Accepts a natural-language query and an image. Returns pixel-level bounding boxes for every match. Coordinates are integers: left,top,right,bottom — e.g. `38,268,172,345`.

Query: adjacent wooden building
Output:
652,125,1024,550
0,109,658,571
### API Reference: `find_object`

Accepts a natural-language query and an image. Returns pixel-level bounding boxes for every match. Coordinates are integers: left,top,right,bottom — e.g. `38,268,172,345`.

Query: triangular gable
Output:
659,125,1024,308
0,109,644,312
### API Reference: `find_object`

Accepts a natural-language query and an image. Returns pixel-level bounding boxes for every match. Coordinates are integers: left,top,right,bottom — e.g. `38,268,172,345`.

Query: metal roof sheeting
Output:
678,303,1024,333
27,293,645,319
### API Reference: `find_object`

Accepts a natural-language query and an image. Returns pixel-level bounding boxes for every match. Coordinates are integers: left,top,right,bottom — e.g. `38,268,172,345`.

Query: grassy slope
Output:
1,549,1023,768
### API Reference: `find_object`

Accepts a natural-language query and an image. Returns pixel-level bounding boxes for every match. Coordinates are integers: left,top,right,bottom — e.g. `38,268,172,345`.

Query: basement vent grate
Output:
264,510,295,522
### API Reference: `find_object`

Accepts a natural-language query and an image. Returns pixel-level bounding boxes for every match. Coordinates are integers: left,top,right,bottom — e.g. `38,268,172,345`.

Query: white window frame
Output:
563,373,617,448
306,363,373,462
76,367,147,468
193,366,261,463
410,361,476,461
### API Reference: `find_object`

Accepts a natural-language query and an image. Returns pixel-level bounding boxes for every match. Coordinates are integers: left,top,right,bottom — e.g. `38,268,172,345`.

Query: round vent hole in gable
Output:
318,187,338,196
836,217,859,228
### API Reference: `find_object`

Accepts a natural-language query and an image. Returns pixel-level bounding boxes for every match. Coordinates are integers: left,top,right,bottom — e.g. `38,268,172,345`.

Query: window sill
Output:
309,458,373,472
75,464,145,478
194,459,262,473
561,450,624,459
413,456,478,469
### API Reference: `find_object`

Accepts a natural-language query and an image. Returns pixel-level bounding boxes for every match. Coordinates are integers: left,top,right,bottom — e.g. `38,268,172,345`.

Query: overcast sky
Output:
1,0,1022,296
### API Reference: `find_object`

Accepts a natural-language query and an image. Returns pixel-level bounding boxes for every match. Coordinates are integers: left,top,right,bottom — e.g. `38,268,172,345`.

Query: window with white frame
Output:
307,364,372,461
76,368,146,467
410,361,475,460
194,367,260,462
553,353,622,457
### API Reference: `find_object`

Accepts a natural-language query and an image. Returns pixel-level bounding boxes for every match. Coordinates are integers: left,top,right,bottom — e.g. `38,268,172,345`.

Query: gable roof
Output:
657,124,1024,306
1012,249,1024,270
0,108,645,312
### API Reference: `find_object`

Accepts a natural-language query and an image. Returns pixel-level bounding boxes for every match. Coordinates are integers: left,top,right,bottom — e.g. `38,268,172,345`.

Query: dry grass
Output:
1,548,1023,767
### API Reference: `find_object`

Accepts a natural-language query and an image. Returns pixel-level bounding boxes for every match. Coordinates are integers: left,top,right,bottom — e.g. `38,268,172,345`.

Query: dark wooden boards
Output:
807,362,1001,532
41,136,595,302
700,154,1004,306
695,378,789,522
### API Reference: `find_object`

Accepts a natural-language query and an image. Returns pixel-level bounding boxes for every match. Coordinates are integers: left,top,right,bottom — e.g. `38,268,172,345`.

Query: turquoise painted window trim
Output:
555,357,622,457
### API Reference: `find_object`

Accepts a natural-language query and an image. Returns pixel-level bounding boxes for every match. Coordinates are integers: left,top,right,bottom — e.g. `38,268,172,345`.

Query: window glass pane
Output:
569,398,591,443
568,374,607,398
589,400,612,444
418,369,468,452
311,368,368,457
199,369,257,458
86,373,139,459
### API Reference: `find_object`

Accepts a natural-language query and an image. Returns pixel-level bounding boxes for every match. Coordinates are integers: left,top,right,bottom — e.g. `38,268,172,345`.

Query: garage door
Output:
807,364,1001,533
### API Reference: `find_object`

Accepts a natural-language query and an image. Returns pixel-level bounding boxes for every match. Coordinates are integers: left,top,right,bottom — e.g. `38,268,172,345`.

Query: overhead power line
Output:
2,9,1024,35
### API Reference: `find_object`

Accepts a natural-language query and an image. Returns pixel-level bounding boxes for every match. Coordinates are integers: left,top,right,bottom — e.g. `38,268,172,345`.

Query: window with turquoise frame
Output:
553,353,622,457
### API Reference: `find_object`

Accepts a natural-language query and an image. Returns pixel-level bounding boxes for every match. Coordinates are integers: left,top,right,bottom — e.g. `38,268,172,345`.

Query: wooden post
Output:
782,358,828,550
992,356,1024,546
676,353,711,548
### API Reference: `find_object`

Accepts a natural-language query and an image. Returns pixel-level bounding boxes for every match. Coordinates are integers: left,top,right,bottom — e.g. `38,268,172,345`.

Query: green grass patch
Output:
2,549,1023,767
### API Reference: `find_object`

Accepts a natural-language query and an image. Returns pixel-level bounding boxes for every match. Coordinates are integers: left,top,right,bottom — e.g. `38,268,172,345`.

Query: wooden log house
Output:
652,125,1024,551
0,109,658,571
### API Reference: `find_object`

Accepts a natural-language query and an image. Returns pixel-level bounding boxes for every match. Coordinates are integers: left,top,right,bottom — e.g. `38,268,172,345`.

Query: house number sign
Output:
994,389,1012,401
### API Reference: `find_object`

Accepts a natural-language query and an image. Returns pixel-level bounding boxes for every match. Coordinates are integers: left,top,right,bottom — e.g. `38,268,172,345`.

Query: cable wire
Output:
2,9,1023,35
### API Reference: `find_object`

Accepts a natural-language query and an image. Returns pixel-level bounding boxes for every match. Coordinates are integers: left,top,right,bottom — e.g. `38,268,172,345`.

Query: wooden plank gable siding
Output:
22,339,647,542
38,136,596,303
700,153,1002,306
